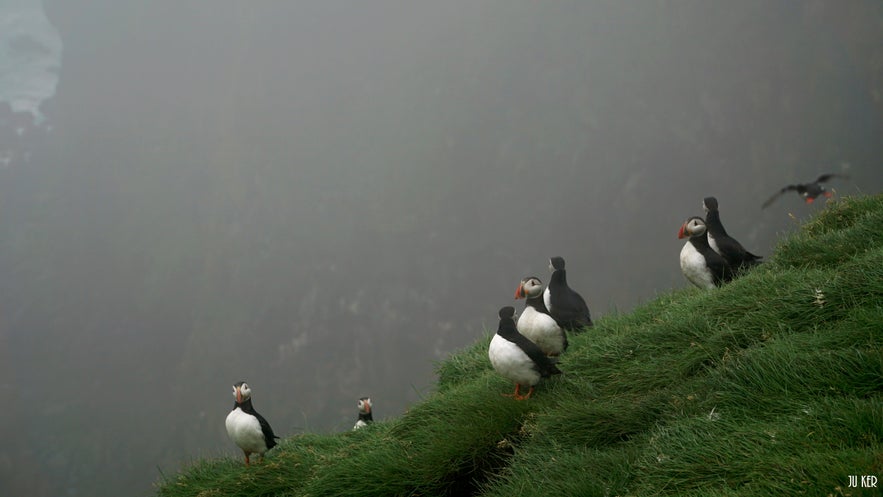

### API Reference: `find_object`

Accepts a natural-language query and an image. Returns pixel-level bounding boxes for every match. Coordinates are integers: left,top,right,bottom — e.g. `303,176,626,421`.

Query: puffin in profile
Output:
543,256,593,332
488,306,562,400
353,397,373,430
515,276,568,356
702,196,762,270
225,381,279,465
761,173,850,209
678,216,734,289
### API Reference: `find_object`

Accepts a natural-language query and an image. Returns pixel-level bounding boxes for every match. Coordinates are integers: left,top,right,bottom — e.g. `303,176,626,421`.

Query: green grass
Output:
156,195,883,497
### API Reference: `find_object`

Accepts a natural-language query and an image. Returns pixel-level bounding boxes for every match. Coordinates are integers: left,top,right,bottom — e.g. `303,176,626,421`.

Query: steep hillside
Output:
156,195,882,497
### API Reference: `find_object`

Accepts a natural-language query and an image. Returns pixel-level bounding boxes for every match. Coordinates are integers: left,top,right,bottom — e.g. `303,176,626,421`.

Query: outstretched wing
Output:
761,185,798,209
816,173,849,184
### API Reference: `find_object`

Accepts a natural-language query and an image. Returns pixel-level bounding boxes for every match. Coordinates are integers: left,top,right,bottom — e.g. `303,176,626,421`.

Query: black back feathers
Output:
497,307,562,378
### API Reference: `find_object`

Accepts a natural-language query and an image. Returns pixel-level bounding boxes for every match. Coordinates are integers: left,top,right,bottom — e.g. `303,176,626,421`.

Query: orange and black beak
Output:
677,222,688,239
514,283,525,299
235,385,243,404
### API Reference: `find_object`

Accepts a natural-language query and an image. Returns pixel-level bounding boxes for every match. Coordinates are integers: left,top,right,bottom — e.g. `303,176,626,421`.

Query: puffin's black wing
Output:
689,233,736,286
715,236,762,268
706,251,735,286
510,331,563,377
816,173,849,184
499,307,563,376
562,292,593,329
239,399,279,448
761,185,799,209
254,412,279,449
547,273,593,330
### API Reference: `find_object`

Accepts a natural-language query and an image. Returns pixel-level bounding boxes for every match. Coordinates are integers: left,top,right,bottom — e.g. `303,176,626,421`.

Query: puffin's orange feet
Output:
502,383,523,398
513,386,535,401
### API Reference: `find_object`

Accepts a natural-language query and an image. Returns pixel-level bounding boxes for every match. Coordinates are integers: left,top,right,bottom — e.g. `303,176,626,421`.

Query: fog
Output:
1,1,881,495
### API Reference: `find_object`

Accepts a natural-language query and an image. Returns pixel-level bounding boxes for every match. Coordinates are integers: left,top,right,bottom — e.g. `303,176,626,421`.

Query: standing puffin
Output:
353,397,373,430
761,173,850,209
678,216,733,289
488,306,562,400
543,256,593,332
515,276,568,356
225,381,279,466
702,196,762,270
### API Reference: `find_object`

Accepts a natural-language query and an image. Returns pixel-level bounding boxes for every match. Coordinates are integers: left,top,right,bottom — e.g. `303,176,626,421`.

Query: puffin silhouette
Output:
761,173,849,209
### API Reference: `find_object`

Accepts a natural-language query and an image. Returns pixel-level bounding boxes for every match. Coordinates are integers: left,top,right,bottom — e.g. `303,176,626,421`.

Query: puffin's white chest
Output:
680,242,715,289
707,233,722,256
517,306,565,356
543,287,553,313
488,334,541,386
225,407,268,454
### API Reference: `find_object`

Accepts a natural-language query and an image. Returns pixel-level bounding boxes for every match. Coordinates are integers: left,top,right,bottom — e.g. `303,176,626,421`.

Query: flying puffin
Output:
225,381,279,465
543,256,593,332
678,216,734,289
353,397,373,430
761,173,850,209
488,306,562,400
515,276,568,356
702,196,762,270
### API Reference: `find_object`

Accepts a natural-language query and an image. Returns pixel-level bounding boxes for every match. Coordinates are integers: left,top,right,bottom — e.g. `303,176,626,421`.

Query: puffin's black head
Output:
497,306,517,335
702,197,719,212
678,216,707,239
549,256,566,271
515,276,543,299
232,381,252,404
357,397,372,414
499,306,516,320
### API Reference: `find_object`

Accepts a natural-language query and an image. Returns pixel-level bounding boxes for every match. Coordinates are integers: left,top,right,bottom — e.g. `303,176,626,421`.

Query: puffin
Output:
488,306,562,400
702,196,762,270
761,173,850,209
678,216,734,289
353,396,373,430
543,256,593,332
515,276,568,356
225,381,279,465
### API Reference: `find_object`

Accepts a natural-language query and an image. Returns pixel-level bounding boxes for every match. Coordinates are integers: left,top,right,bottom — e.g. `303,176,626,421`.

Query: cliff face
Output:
156,194,883,497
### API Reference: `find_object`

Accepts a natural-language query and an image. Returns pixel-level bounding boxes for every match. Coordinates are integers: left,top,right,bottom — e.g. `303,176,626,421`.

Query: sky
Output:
1,1,881,495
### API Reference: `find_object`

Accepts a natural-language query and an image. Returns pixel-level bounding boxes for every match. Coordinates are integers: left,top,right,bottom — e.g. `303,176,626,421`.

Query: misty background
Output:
1,1,881,495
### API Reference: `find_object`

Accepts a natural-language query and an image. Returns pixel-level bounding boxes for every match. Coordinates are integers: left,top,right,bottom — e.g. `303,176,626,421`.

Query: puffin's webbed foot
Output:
513,386,535,401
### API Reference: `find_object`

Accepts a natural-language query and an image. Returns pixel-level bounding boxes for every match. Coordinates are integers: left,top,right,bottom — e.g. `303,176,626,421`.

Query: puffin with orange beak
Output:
515,276,568,356
225,381,279,465
678,216,733,289
353,397,373,430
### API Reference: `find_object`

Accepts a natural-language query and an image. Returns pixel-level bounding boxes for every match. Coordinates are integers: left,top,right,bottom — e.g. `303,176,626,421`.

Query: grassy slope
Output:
157,196,883,497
